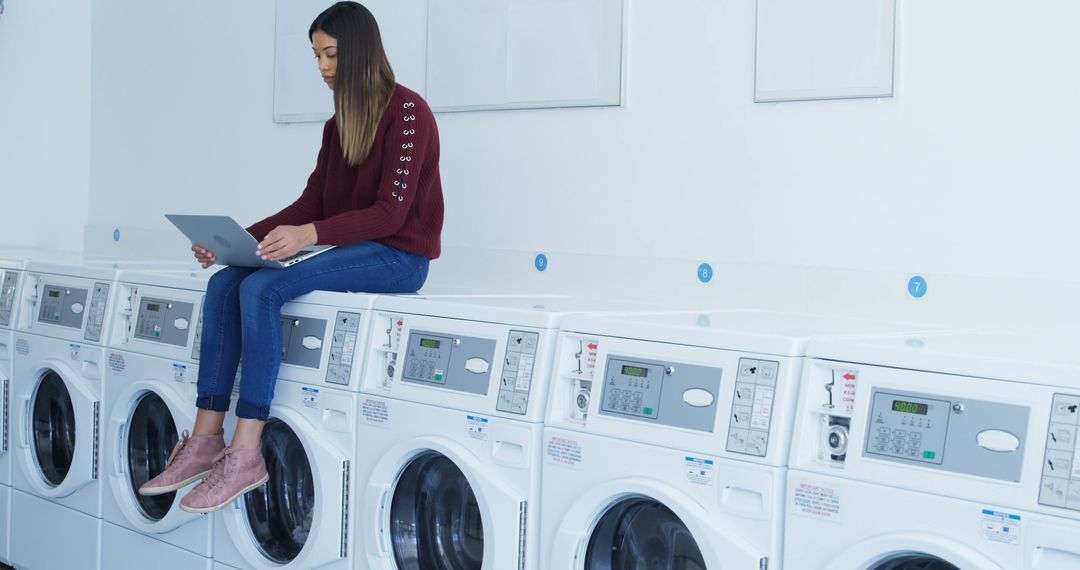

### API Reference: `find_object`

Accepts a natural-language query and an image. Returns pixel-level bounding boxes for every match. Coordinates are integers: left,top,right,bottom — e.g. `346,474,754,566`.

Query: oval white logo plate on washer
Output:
683,388,715,407
465,357,490,374
977,429,1020,452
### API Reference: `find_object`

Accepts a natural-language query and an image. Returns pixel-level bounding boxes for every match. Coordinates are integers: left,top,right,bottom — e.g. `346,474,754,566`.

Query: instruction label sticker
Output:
15,338,29,357
545,435,583,470
835,368,859,414
791,481,842,522
301,386,320,409
361,398,390,427
109,352,126,375
69,343,82,361
982,509,1021,545
172,363,188,383
684,456,715,486
466,415,489,440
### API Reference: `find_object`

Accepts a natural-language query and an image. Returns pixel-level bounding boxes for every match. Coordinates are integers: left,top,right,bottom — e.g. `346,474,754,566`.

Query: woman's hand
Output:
192,245,216,269
257,224,318,261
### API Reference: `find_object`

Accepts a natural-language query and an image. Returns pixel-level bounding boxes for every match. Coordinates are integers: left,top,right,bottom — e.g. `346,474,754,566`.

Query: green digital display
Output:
892,400,928,415
420,338,441,349
146,303,160,312
621,365,649,378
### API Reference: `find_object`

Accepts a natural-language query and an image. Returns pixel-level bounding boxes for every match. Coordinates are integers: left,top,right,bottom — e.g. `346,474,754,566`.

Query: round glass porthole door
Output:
32,371,77,487
390,451,484,570
584,497,706,570
871,554,960,570
127,392,179,521
243,418,314,564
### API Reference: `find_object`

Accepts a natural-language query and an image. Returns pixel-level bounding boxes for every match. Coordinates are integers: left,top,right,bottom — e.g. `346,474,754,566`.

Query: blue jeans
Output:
195,241,429,420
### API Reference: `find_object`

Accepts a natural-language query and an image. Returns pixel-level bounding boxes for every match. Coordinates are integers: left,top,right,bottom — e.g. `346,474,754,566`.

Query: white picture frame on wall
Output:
754,0,897,103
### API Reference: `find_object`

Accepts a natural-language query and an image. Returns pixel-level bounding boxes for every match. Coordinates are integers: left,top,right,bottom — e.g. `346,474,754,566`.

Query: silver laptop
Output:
166,214,335,269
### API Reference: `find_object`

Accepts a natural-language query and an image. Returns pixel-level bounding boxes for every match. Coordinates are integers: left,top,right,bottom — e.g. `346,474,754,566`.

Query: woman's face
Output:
312,29,338,90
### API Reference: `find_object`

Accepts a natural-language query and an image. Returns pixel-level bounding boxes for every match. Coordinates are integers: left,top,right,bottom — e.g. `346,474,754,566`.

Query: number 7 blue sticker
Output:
907,275,927,299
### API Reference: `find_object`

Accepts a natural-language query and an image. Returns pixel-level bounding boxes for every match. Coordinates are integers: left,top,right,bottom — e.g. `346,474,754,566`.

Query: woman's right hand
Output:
192,245,216,268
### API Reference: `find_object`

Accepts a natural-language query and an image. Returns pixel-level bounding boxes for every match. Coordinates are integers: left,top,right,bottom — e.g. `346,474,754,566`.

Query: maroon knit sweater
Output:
247,84,443,259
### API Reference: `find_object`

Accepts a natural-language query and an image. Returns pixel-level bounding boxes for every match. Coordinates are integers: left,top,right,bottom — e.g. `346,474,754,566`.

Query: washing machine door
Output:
15,360,98,497
221,407,348,570
827,533,1006,570
364,437,530,570
389,450,485,569
106,379,198,533
550,480,766,569
584,496,706,569
868,554,960,569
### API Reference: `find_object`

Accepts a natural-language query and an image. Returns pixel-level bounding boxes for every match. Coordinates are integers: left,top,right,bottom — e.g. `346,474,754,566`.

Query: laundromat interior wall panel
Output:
4,1,1080,324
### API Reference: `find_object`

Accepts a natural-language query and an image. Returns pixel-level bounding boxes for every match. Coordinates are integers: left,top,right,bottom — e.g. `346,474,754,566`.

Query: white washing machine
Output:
540,310,954,570
8,257,195,569
0,255,32,566
210,287,510,570
100,268,220,570
353,295,665,570
786,332,1080,570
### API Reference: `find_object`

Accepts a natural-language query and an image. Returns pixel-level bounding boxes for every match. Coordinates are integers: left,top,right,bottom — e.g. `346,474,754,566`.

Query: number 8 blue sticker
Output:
907,275,927,299
697,263,713,284
534,253,548,272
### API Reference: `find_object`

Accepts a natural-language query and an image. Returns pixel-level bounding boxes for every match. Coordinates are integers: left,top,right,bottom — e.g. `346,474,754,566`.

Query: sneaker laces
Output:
166,429,193,465
202,448,234,490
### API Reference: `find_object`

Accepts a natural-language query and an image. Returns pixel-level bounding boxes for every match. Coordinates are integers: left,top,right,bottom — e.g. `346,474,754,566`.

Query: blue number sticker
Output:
697,263,713,284
907,275,927,299
534,253,548,272
112,228,121,242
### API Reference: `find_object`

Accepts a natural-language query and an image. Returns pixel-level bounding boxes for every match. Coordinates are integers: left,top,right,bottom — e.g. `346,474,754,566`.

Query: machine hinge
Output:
760,557,769,570
517,500,528,570
2,379,9,452
92,401,101,479
340,460,351,558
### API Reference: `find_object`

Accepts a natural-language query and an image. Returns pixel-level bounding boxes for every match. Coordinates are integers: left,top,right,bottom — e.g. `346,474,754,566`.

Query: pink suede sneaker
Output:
139,430,225,496
179,447,269,513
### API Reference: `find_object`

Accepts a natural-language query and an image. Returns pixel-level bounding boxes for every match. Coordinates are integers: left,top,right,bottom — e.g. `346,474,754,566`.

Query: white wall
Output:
0,0,92,252
83,0,1080,283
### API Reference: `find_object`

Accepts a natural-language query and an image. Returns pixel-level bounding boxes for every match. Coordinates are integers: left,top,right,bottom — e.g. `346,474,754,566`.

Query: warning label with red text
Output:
544,435,583,470
790,481,842,522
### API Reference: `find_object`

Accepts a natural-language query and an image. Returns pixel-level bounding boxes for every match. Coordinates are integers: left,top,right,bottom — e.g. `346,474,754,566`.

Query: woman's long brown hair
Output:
310,2,395,166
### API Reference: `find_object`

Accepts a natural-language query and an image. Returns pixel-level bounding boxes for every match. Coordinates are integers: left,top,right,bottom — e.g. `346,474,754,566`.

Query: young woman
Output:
139,1,443,513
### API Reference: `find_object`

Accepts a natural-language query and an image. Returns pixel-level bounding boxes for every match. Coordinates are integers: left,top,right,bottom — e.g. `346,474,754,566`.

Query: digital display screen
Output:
48,290,60,298
146,303,160,312
621,365,649,378
892,400,929,415
420,338,441,349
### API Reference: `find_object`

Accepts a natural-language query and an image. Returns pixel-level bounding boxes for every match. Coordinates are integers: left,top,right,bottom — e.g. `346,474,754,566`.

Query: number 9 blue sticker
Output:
534,253,548,272
907,275,927,299
697,263,713,284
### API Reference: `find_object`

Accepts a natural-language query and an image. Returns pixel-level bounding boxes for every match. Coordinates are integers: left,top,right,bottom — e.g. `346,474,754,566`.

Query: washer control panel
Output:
726,358,780,457
0,270,19,327
865,391,951,464
863,388,1028,481
325,311,361,386
84,282,111,342
401,329,495,396
38,284,88,329
134,297,195,347
1039,393,1080,510
598,355,721,432
496,330,540,415
279,315,327,369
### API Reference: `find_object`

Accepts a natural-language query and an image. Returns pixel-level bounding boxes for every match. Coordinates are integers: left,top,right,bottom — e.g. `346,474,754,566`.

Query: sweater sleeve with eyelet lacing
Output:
246,84,443,259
